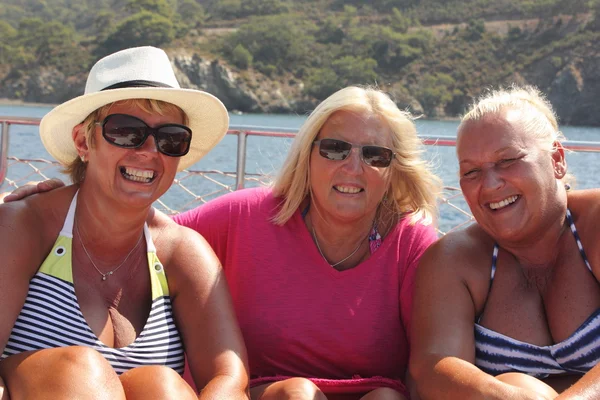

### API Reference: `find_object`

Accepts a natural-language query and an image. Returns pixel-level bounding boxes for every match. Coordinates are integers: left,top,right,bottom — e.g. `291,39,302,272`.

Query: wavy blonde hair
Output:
63,99,187,184
272,86,442,226
460,85,574,185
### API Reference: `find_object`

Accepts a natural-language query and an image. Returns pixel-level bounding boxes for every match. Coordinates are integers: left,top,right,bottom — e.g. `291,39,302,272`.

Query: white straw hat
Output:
40,46,229,171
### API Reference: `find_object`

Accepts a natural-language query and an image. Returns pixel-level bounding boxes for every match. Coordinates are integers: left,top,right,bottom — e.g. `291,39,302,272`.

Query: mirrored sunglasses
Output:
96,114,192,157
313,138,395,168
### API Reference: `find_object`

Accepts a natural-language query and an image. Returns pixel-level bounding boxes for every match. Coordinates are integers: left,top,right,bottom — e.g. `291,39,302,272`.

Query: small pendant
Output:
102,275,107,281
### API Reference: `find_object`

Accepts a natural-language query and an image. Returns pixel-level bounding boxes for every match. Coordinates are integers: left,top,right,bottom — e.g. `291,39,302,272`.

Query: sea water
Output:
3,104,600,233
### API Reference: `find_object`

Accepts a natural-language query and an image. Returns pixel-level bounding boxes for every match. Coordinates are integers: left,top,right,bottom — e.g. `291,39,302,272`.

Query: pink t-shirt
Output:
174,187,437,394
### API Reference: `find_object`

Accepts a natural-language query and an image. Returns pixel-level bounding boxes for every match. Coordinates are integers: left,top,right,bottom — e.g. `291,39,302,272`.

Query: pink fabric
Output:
174,187,437,396
250,376,406,394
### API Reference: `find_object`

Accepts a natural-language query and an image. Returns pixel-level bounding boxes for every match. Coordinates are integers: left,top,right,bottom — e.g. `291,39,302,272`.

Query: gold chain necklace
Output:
311,225,368,268
75,220,144,281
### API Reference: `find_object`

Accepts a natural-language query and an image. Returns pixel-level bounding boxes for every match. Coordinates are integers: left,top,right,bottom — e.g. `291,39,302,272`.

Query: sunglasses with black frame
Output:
96,113,192,157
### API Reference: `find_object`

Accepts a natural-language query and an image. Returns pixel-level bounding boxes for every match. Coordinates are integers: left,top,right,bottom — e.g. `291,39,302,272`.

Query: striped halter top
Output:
474,209,600,378
1,192,185,374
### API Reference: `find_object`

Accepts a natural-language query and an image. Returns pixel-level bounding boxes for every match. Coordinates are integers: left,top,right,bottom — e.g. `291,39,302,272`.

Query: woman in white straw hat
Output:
0,46,248,399
3,85,442,400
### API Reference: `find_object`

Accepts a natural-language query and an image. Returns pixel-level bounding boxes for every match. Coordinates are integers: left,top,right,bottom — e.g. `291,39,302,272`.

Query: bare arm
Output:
1,179,65,203
556,191,600,399
409,234,551,400
555,365,600,399
0,203,47,388
0,377,6,400
167,225,249,400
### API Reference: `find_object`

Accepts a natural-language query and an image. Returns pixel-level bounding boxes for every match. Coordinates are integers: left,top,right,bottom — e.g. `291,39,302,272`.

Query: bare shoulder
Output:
568,190,600,275
0,186,76,276
0,187,70,242
0,200,39,244
568,189,600,221
417,223,495,304
421,223,494,276
149,210,219,277
149,209,212,249
567,189,600,245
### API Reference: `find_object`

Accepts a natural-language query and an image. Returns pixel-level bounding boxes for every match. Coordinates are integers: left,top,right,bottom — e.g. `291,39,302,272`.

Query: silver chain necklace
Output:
75,221,144,281
311,225,367,268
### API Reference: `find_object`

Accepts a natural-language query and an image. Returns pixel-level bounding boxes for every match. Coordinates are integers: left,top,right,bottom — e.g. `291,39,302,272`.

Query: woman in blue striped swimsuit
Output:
0,47,248,399
410,86,600,400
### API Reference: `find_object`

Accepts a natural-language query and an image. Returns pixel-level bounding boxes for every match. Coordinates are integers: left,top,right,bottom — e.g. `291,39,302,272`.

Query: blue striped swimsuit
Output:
475,209,600,378
1,193,185,374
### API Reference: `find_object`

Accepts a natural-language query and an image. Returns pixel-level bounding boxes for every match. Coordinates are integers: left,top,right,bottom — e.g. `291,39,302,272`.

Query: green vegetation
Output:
0,0,597,117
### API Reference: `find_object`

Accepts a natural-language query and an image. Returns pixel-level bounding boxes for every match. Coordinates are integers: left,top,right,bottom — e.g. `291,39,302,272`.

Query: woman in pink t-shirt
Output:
176,86,442,400
4,86,442,400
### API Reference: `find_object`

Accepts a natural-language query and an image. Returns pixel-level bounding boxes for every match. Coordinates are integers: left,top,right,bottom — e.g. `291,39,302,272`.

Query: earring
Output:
80,155,86,163
564,183,571,191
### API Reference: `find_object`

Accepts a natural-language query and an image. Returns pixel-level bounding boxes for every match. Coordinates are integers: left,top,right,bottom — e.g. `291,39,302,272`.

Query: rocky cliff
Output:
1,47,600,126
518,37,600,127
0,50,318,114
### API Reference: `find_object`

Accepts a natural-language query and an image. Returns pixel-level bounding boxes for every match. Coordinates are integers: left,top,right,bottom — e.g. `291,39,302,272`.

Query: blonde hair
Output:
63,99,187,184
272,86,442,226
460,85,574,184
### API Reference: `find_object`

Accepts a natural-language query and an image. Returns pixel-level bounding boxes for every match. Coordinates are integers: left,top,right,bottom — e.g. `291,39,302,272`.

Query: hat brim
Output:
40,87,229,171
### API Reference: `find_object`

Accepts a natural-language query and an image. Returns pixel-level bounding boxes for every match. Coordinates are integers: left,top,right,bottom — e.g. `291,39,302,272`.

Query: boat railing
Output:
3,117,600,234
0,120,8,185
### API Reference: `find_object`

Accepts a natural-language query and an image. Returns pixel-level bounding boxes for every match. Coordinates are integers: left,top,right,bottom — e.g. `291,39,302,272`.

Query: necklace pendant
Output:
102,275,107,281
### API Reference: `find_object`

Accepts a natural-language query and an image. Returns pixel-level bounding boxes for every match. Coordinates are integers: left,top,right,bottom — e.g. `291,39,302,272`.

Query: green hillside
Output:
1,0,600,124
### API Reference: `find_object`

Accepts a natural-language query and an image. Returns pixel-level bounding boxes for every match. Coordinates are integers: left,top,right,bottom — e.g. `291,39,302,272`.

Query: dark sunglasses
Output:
96,114,192,157
313,138,395,168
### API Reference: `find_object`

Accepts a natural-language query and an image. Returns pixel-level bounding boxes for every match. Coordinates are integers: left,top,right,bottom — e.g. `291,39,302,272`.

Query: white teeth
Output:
335,185,362,194
125,167,154,178
123,167,155,183
489,195,519,210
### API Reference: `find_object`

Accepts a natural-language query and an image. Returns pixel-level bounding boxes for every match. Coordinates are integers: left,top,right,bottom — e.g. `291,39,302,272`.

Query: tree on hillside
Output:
91,11,117,44
209,0,289,19
332,0,418,12
414,73,456,117
0,5,26,26
316,16,345,44
225,15,315,72
125,0,174,19
177,0,206,30
207,0,242,19
304,55,378,100
464,19,486,41
231,44,253,69
391,8,411,33
382,29,433,69
341,5,359,28
15,18,87,74
332,55,378,84
340,24,432,72
0,21,17,64
588,0,600,30
97,11,175,57
305,68,340,100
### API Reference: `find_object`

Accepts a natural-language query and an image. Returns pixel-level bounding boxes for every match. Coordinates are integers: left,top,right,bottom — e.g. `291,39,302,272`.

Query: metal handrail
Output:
0,121,8,184
4,117,600,191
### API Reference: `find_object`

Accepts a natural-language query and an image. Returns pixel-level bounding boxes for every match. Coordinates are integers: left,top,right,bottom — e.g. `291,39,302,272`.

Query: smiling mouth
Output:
334,185,363,194
120,166,156,183
489,195,519,210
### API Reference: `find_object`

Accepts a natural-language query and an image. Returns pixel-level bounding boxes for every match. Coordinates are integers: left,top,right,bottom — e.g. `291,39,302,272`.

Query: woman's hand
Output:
1,179,65,203
0,377,8,400
496,373,558,400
